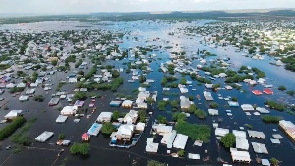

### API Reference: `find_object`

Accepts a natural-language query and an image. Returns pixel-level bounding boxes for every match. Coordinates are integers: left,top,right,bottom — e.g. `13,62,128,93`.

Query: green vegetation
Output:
70,143,90,156
209,102,219,108
111,70,120,78
179,77,187,85
270,157,280,166
65,55,77,63
220,133,236,148
11,118,37,147
170,100,179,109
147,160,165,166
244,124,253,129
231,96,238,102
265,100,285,111
51,59,58,66
175,121,210,143
139,110,147,123
75,59,83,68
101,122,115,135
157,115,168,124
262,115,281,123
278,86,286,91
112,111,120,121
194,109,207,119
34,95,45,102
172,112,187,122
178,149,185,157
286,90,295,96
139,75,146,83
73,91,88,102
157,100,168,111
252,67,265,78
0,117,27,140
9,87,25,94
59,134,66,140
286,110,295,115
0,64,11,70
56,82,66,92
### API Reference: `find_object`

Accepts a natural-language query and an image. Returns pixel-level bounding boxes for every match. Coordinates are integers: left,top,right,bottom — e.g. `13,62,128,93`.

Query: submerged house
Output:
97,112,113,123
180,96,191,109
4,110,23,120
60,106,78,115
115,124,134,140
124,110,138,124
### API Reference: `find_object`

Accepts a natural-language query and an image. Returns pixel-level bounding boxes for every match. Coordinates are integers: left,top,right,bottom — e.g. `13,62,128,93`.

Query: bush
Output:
221,133,236,148
157,115,168,124
0,117,27,140
139,110,146,123
157,100,168,111
178,150,185,157
194,109,207,119
9,87,25,94
59,134,66,140
70,143,90,155
278,86,286,91
101,122,115,135
262,115,281,123
147,160,165,166
170,100,179,108
270,157,279,166
112,111,120,121
34,95,45,102
265,100,285,111
172,112,187,122
209,102,219,108
175,121,210,143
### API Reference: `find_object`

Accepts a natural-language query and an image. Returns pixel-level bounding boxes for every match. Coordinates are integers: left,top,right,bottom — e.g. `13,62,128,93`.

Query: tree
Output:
194,109,207,119
157,115,168,124
51,60,58,66
111,70,120,78
278,86,286,91
112,111,120,121
209,102,219,108
270,157,279,166
179,77,187,85
59,134,65,140
70,143,90,155
139,110,146,123
170,100,179,109
139,75,146,83
147,160,165,166
221,133,236,148
178,150,185,157
101,122,115,135
146,97,155,106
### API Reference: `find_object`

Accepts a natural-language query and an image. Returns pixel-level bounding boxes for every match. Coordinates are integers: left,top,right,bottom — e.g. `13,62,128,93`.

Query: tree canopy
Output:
220,133,236,148
70,143,90,156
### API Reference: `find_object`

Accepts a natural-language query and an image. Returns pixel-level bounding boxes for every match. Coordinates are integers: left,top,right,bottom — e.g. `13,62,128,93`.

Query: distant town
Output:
0,11,295,166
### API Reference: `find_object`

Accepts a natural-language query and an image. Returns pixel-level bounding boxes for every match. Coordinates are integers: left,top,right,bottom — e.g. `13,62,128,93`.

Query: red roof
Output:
263,88,273,95
252,90,263,95
82,133,89,139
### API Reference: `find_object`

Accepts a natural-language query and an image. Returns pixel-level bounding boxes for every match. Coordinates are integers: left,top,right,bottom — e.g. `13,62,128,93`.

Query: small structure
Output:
256,107,270,114
261,159,270,166
252,90,263,95
74,100,84,107
248,130,265,139
122,100,133,108
146,138,159,153
230,148,251,163
116,124,134,140
204,91,213,101
48,97,60,106
87,123,103,136
208,109,219,115
270,138,280,144
19,95,29,102
136,122,146,131
25,88,35,95
236,137,249,150
228,101,239,107
60,106,78,116
233,130,247,138
55,115,68,123
124,110,138,124
251,142,268,154
180,96,191,109
188,153,200,160
161,130,177,148
173,134,188,149
110,101,122,107
82,133,90,141
215,128,229,137
241,104,254,111
97,112,113,123
35,131,54,142
4,110,23,120
279,120,295,140
153,125,173,135
263,88,273,95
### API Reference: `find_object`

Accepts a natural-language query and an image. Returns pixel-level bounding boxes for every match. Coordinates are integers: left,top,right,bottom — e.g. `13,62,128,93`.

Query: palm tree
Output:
146,97,155,107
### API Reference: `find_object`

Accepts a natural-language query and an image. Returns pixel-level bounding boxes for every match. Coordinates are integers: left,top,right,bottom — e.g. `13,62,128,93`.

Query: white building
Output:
173,134,188,149
60,106,78,115
97,112,113,123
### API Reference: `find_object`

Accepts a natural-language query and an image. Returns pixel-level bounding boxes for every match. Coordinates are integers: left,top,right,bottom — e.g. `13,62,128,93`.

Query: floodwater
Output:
0,20,295,165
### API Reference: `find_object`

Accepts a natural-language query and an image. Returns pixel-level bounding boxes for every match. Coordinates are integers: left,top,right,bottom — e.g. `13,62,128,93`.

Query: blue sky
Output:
0,0,294,14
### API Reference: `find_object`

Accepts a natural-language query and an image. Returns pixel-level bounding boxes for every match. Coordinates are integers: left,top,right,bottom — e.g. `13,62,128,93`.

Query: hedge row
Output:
0,117,27,140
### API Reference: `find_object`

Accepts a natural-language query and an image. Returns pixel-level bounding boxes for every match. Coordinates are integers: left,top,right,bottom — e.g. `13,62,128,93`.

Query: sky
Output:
0,0,294,14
